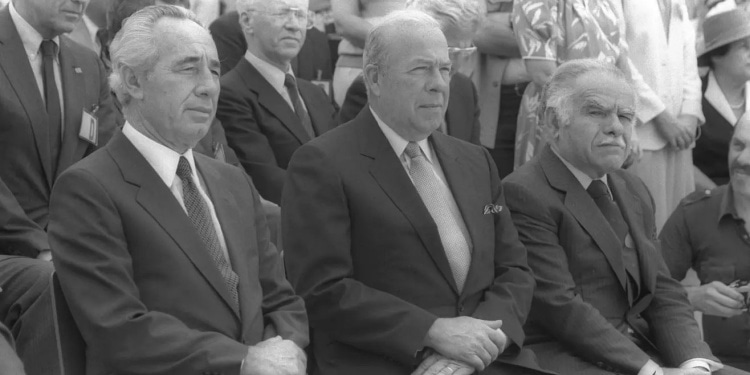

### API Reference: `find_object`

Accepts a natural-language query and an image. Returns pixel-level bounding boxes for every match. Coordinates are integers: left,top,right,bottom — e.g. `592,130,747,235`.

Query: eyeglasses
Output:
250,7,315,29
448,46,477,57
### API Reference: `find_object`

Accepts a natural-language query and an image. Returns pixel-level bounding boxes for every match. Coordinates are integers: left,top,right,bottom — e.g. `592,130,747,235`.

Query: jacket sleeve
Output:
0,176,47,258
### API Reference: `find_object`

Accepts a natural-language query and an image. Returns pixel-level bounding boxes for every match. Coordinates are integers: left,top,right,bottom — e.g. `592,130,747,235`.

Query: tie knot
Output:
40,40,57,57
404,142,424,160
176,156,193,181
587,179,611,200
284,74,297,89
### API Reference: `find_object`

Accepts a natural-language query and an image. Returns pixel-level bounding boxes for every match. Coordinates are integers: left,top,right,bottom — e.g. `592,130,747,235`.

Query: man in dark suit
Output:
48,6,308,374
0,175,54,375
283,11,549,375
209,10,333,81
0,0,119,231
217,0,338,205
503,59,743,375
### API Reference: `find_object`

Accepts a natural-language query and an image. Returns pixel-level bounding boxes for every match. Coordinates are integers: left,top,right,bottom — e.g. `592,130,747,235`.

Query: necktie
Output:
404,142,471,291
176,157,240,311
587,180,628,242
283,74,315,138
95,29,111,71
41,40,62,176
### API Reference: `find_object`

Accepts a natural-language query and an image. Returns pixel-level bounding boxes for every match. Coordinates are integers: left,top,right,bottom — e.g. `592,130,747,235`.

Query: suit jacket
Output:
282,108,550,375
503,146,714,374
0,5,119,229
217,58,338,204
209,11,333,81
621,0,703,150
337,73,481,145
47,131,308,375
0,176,48,258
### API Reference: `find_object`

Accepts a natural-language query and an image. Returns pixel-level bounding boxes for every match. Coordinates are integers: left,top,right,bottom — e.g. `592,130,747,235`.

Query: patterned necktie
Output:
283,73,315,138
176,157,240,311
41,40,62,176
404,142,471,291
587,180,628,242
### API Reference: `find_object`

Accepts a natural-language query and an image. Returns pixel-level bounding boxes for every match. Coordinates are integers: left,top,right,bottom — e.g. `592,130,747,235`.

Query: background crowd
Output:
3,0,750,374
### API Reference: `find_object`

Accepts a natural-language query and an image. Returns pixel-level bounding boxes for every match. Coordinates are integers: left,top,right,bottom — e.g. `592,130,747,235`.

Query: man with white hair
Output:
48,5,308,375
504,59,746,375
216,0,338,206
283,10,551,375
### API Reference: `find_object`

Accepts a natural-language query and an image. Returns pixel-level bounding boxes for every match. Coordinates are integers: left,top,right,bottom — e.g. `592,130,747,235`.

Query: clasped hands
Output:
688,280,750,318
654,111,698,151
412,317,508,375
242,336,307,375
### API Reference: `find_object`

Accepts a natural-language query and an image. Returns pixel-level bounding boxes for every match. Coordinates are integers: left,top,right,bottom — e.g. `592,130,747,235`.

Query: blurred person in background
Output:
694,9,750,187
330,0,404,105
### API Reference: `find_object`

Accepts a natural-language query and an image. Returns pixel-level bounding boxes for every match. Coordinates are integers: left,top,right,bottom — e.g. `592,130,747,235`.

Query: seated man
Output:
503,59,746,375
660,113,750,371
0,176,53,375
283,10,552,375
48,6,307,375
337,0,481,146
217,0,338,205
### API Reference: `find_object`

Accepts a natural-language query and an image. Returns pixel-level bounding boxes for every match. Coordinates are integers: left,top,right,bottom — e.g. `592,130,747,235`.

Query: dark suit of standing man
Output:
283,11,550,375
0,0,119,230
503,59,744,375
217,0,338,205
48,6,307,375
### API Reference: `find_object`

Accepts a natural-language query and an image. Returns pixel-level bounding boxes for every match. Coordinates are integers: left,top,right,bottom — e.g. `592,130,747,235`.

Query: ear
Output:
363,64,381,98
239,10,254,35
543,107,562,141
120,64,146,100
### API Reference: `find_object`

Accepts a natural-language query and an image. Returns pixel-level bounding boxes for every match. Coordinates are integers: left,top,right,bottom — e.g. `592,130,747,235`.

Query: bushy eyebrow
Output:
173,55,221,71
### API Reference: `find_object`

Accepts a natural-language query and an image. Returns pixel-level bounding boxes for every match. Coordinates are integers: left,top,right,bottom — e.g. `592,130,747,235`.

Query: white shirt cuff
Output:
639,359,662,375
680,358,724,372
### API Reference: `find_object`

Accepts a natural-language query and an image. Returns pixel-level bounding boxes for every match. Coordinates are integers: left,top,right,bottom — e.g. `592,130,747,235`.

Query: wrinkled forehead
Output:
383,25,449,66
154,18,219,64
573,72,636,111
258,0,309,10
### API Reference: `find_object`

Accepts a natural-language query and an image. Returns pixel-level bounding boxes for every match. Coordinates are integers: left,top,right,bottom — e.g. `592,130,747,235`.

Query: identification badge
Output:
79,109,99,146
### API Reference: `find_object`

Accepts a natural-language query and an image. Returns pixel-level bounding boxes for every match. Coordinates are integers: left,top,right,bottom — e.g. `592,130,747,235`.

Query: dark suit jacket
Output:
217,58,337,204
694,75,733,186
503,146,714,374
47,131,308,375
282,108,550,375
338,73,482,144
209,11,333,81
0,5,119,229
0,176,48,258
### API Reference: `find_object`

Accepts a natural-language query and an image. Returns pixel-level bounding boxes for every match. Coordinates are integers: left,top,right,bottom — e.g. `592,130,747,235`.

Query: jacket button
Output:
457,305,464,314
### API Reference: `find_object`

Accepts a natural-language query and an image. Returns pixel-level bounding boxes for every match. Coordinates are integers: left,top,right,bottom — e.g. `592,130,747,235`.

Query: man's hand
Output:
242,336,306,375
662,367,710,375
423,317,506,371
412,352,474,375
654,111,694,150
686,281,745,318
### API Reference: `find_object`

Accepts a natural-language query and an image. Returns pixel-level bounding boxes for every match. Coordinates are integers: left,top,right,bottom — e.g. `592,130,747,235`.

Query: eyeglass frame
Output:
447,46,477,56
247,6,315,29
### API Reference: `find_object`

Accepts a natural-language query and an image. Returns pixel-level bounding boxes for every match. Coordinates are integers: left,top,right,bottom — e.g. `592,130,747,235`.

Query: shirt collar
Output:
718,184,740,223
244,50,294,93
551,146,609,191
370,106,433,163
9,0,60,59
121,122,197,188
81,14,99,44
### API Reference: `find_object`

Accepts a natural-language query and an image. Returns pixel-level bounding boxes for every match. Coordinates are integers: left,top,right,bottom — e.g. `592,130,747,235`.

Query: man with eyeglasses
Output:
337,0,482,147
216,0,338,206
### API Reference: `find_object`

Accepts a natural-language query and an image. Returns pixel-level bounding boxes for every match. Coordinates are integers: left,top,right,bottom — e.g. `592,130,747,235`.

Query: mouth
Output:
732,167,750,176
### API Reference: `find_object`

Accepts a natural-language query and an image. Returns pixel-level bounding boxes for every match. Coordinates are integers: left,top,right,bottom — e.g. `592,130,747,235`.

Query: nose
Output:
426,66,450,95
602,112,626,138
195,66,220,99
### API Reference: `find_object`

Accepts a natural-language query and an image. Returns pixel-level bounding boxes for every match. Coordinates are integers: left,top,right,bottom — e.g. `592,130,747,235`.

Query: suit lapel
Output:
299,81,331,137
0,8,53,186
431,133,488,297
108,132,241,319
540,146,628,291
237,59,311,144
444,76,468,141
357,110,459,294
57,36,88,176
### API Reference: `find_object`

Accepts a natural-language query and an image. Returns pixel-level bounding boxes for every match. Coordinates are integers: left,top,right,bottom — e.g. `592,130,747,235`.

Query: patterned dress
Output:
512,0,629,168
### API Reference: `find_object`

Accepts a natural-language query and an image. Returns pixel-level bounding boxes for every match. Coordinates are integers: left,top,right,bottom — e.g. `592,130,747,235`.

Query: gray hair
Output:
539,59,636,141
235,0,263,14
108,5,203,106
363,10,442,71
405,0,485,36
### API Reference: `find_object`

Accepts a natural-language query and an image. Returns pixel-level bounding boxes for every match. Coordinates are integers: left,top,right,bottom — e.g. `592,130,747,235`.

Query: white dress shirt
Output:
9,0,65,123
81,14,101,55
122,123,232,263
243,50,309,114
370,107,473,253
